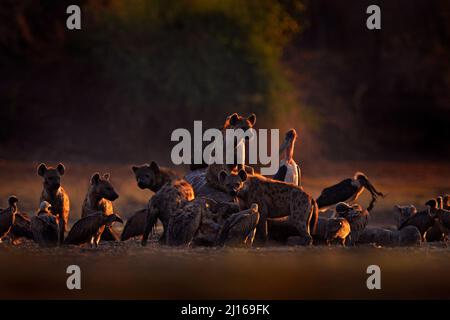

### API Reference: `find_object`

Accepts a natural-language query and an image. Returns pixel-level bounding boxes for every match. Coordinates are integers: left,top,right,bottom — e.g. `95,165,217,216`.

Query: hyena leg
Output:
142,209,158,246
253,204,268,246
289,206,312,246
288,190,314,245
159,220,168,244
59,217,66,245
101,226,119,241
94,233,102,247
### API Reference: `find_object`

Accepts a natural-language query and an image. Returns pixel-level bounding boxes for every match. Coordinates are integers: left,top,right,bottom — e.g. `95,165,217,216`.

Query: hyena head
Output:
37,163,65,191
90,173,119,201
8,195,19,212
218,169,247,197
325,217,348,240
394,204,417,227
132,161,162,191
223,113,256,140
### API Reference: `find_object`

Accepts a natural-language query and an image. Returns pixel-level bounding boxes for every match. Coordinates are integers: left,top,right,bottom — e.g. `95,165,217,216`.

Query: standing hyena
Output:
132,161,194,245
219,170,318,245
205,113,256,192
81,173,120,241
37,163,70,244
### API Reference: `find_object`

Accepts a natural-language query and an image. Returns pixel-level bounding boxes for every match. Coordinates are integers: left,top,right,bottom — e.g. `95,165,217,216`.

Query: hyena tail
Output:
309,198,319,235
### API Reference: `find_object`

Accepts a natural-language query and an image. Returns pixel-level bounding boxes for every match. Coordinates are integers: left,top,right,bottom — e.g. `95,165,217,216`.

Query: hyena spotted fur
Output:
132,161,194,246
218,169,318,246
37,163,70,244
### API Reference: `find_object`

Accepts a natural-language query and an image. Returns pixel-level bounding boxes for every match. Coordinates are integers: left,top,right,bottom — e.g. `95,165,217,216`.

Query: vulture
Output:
11,212,34,242
217,203,260,247
273,129,301,186
398,199,437,240
120,208,148,241
31,201,59,247
443,195,449,210
64,212,123,247
0,196,19,241
425,197,450,241
316,172,384,209
166,199,207,246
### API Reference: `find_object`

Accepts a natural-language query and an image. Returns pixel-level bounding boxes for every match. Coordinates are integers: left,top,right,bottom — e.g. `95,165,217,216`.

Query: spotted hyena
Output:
325,217,351,246
81,172,119,241
218,169,318,246
205,113,256,192
37,163,70,244
132,162,194,245
334,202,369,245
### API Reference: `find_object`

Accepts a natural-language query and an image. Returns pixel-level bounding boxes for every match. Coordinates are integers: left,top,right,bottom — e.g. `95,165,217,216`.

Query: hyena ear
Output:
103,173,110,180
91,173,101,185
56,163,65,176
228,113,239,126
132,166,139,174
238,169,247,182
247,113,256,126
37,163,47,177
218,170,228,184
150,161,160,174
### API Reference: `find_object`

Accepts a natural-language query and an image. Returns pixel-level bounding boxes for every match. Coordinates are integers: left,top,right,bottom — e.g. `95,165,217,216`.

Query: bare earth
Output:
0,161,449,299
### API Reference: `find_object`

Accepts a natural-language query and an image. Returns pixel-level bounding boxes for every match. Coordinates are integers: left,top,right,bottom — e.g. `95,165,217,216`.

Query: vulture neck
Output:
284,138,296,164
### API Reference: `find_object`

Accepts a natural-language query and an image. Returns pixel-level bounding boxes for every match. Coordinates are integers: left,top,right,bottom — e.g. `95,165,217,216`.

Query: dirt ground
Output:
0,160,449,299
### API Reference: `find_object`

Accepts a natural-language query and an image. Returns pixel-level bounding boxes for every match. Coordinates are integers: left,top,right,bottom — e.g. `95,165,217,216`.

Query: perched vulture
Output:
64,213,123,247
121,208,148,241
31,201,59,247
425,197,450,241
217,203,260,247
316,172,384,209
0,196,19,241
166,199,207,246
398,199,437,240
11,212,34,242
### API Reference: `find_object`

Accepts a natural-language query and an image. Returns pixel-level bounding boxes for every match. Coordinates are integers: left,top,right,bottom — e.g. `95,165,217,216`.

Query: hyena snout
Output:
45,176,61,189
137,179,148,189
107,191,119,201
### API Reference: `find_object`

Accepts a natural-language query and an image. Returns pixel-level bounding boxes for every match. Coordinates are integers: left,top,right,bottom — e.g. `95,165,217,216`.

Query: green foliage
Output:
81,0,302,120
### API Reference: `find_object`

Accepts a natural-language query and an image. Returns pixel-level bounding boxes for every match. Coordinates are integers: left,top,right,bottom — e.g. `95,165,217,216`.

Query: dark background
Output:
0,0,449,166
